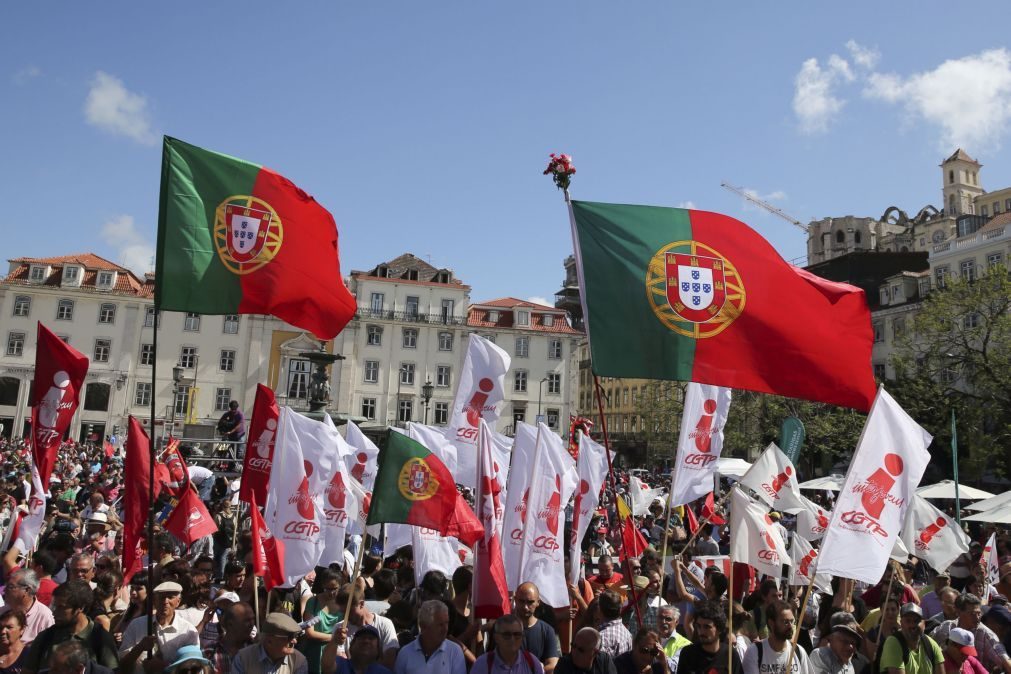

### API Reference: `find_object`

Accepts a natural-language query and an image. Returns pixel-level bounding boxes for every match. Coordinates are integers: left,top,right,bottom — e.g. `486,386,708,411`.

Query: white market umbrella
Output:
965,490,1011,512
798,474,846,492
963,508,1011,524
916,480,995,501
715,457,752,478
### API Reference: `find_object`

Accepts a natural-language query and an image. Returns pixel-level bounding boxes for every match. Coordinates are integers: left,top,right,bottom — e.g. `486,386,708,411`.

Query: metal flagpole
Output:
951,409,961,526
146,305,159,639
657,485,676,603
727,555,734,674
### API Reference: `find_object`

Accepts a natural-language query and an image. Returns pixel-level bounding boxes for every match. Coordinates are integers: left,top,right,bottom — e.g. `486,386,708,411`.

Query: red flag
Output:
164,487,218,546
156,438,189,498
103,441,115,458
239,384,279,505
702,492,725,526
616,497,648,559
123,417,153,583
472,421,509,618
684,503,700,535
31,323,89,491
249,494,285,591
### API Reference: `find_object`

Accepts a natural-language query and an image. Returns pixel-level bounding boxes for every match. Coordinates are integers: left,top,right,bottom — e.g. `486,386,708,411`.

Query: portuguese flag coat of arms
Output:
367,431,483,547
156,137,356,340
569,201,876,411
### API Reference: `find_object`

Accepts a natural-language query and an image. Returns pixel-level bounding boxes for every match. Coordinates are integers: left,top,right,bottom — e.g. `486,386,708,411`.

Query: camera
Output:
53,518,74,533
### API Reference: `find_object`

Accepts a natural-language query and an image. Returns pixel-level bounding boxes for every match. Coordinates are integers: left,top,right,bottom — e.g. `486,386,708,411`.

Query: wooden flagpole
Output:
145,305,159,640
727,554,734,674
784,573,817,674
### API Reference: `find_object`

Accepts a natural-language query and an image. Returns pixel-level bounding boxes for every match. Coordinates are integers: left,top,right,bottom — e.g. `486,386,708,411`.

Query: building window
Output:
436,365,451,387
288,359,310,398
854,231,862,245
434,402,449,425
546,408,559,429
405,296,419,318
145,306,158,328
62,266,80,284
398,399,413,423
891,285,900,299
29,266,46,282
517,310,530,326
482,334,496,344
215,388,232,412
835,230,845,243
994,201,1001,215
549,339,563,359
12,296,30,317
441,299,455,322
370,292,384,313
6,332,25,357
180,346,197,368
981,205,989,218
544,314,554,327
97,271,114,288
623,388,629,405
515,337,529,358
547,373,561,394
963,313,980,329
367,325,382,346
1005,199,1011,212
514,370,528,392
174,385,191,416
220,349,235,372
400,363,415,385
364,360,380,383
223,315,240,334
438,332,453,351
513,408,526,427
134,382,151,407
361,398,376,420
960,260,976,281
141,344,154,366
98,303,116,324
935,266,949,289
918,278,931,297
184,313,201,331
56,299,74,321
94,339,111,362
406,269,419,281
879,288,889,305
402,328,418,349
872,323,884,343
488,310,499,322
893,318,905,339
987,252,1003,268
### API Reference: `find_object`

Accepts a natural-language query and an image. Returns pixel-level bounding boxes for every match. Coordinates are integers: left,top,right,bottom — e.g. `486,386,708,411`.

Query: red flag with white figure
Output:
250,494,286,591
728,487,791,577
164,486,218,545
900,494,969,572
669,383,731,507
472,420,510,618
740,443,807,513
123,417,154,583
817,388,931,584
514,423,577,608
568,433,610,584
789,533,832,592
240,384,279,506
31,323,89,492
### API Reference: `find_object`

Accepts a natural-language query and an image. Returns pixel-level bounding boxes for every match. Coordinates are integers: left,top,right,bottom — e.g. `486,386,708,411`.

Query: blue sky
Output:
5,2,1011,306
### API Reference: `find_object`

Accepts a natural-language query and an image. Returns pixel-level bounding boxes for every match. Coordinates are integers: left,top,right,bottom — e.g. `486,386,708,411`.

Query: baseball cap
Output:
948,627,977,657
900,603,923,618
351,625,381,642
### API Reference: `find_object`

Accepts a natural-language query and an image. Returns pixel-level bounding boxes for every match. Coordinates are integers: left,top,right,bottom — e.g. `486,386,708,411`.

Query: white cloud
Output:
84,71,157,145
676,200,697,210
863,49,1011,150
13,66,41,85
526,296,550,307
845,40,880,70
793,57,850,134
101,215,155,273
743,188,786,202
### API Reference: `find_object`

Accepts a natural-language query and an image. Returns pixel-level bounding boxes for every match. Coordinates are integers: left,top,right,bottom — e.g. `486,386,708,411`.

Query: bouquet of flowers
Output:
543,152,576,191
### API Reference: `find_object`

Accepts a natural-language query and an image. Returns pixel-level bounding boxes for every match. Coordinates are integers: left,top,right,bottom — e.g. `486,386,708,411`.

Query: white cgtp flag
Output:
407,422,458,475
502,422,540,589
405,422,512,493
670,383,732,507
384,524,412,555
983,533,1000,585
728,487,791,578
307,414,356,566
446,334,511,486
344,421,379,491
568,433,610,584
789,534,832,592
900,494,969,572
740,443,808,513
817,388,932,584
794,496,832,542
629,477,664,517
412,527,462,586
265,407,325,586
14,461,46,554
515,423,578,608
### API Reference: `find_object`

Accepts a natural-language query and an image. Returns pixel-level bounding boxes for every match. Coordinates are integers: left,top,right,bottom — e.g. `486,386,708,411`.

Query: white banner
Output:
265,407,325,586
794,496,832,542
670,383,732,507
412,527,462,586
502,422,539,589
789,534,832,592
515,423,577,608
983,533,1000,585
14,461,45,554
728,487,791,578
817,388,932,584
629,476,664,516
344,421,379,491
900,494,969,572
314,415,356,565
406,422,512,491
568,433,610,584
740,443,808,513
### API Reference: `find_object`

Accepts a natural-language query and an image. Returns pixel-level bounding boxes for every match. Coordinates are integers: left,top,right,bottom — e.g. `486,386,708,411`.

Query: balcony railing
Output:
933,226,1008,254
354,306,467,325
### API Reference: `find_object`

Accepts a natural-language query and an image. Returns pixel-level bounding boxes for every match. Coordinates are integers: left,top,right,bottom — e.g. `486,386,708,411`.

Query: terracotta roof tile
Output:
4,253,146,296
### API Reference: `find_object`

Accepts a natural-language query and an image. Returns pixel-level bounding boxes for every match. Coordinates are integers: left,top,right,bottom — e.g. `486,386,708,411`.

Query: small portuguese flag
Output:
367,432,483,547
569,201,876,411
156,137,356,339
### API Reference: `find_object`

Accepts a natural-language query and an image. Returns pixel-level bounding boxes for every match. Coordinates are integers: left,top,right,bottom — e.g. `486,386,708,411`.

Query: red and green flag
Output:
156,136,356,339
569,201,876,411
367,432,483,547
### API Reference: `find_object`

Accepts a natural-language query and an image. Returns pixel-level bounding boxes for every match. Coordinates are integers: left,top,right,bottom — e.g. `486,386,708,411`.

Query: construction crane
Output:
720,182,808,233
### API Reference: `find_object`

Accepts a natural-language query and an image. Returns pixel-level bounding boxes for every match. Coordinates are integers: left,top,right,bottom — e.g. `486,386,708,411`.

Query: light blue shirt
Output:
393,637,466,674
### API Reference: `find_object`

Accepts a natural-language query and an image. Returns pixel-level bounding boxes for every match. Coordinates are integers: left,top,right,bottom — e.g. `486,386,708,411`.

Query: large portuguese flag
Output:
367,431,483,546
569,200,876,411
156,136,356,339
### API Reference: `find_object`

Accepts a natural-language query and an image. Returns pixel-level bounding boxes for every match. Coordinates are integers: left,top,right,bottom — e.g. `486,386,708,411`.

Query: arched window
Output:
949,194,956,214
835,230,845,243
854,231,862,244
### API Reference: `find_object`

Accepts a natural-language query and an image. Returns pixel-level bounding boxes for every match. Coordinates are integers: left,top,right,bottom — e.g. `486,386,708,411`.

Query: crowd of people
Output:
0,436,1009,674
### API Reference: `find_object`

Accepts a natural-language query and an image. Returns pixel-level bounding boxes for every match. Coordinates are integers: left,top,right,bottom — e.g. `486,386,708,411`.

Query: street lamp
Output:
421,380,434,424
538,376,548,424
